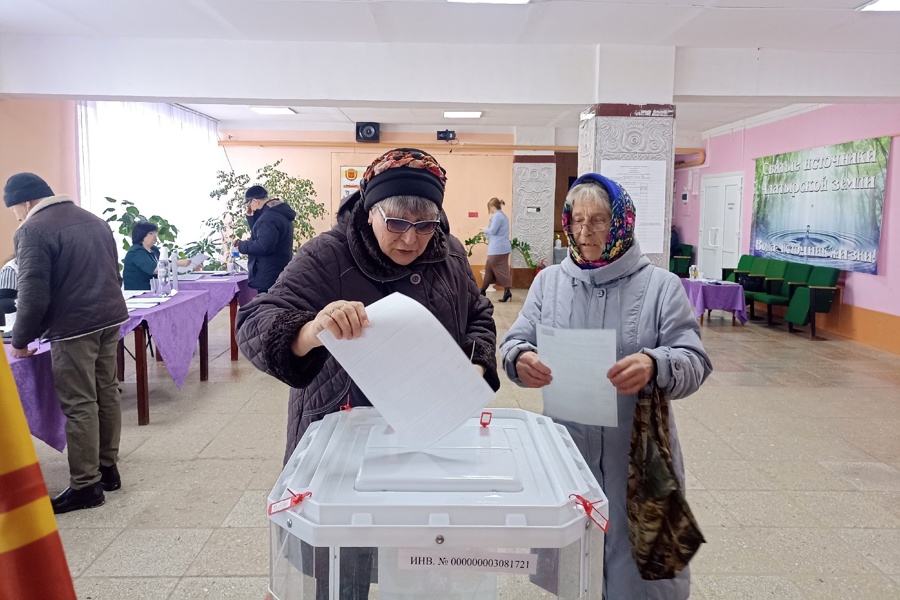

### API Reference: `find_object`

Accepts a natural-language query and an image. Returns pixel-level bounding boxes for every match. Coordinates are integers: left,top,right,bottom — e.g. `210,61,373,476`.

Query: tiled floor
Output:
32,293,900,599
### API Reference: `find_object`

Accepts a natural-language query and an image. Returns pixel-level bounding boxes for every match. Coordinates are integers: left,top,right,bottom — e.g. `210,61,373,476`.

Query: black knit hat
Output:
3,172,54,207
360,148,446,211
244,185,268,203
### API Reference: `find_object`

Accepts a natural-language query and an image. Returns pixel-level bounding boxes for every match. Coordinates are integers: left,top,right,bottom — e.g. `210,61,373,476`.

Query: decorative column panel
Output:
511,157,556,273
578,104,675,268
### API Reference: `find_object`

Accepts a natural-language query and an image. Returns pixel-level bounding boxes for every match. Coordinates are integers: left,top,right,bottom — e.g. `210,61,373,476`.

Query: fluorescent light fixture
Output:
249,106,296,115
448,0,530,4
443,111,483,119
858,0,900,10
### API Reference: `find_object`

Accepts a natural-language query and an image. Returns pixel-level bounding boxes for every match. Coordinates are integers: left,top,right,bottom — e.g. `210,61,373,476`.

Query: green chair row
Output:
669,244,693,278
721,255,841,339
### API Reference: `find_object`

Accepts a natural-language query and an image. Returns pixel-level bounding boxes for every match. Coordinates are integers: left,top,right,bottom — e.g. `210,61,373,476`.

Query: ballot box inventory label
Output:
398,549,538,574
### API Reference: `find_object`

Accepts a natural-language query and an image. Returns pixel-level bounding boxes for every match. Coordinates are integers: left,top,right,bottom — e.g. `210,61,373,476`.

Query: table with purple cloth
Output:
681,278,748,325
178,273,257,361
6,289,212,451
6,343,67,451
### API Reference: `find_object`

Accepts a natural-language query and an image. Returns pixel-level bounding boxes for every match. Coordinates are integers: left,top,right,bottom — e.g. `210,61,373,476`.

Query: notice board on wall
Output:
751,136,891,274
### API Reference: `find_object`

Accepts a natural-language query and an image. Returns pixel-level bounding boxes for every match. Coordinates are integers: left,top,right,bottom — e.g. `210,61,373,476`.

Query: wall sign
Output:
751,136,891,274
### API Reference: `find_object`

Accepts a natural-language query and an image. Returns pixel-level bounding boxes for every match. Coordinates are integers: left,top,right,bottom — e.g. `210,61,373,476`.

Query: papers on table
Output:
122,290,145,299
317,293,495,449
176,273,204,281
125,295,173,310
536,325,619,427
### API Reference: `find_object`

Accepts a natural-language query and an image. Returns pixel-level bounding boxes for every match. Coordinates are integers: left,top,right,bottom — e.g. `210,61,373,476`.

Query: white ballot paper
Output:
536,325,618,427
317,293,495,449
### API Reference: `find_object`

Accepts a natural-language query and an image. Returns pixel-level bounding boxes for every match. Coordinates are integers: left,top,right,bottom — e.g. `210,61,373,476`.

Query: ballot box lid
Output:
268,408,608,548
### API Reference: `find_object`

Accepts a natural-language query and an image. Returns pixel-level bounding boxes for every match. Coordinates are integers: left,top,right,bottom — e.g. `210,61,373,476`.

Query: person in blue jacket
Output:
235,185,297,293
480,197,513,302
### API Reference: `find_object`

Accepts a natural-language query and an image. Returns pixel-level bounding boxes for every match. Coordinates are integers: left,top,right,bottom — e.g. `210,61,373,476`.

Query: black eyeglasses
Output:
376,204,440,235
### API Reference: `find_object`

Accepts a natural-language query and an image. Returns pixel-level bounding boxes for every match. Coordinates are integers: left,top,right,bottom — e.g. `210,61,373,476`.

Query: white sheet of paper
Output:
536,325,618,427
317,293,494,449
600,159,667,255
122,290,145,299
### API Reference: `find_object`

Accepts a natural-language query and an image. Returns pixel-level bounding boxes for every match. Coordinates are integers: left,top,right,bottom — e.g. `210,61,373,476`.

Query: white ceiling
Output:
181,100,798,147
4,1,898,144
3,1,897,50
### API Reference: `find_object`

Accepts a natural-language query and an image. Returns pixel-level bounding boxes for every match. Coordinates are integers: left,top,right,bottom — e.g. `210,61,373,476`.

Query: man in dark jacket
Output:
236,185,297,293
5,173,129,514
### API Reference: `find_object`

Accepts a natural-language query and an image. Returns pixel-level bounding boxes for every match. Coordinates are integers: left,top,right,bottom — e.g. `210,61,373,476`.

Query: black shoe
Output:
498,290,512,303
480,289,487,296
51,483,105,514
99,464,121,491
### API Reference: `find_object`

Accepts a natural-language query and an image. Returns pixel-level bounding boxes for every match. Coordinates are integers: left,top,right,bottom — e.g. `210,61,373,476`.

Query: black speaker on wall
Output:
356,122,380,143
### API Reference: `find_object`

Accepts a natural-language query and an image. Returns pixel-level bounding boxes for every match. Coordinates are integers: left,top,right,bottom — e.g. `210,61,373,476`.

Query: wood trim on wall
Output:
513,155,557,163
220,140,578,153
755,300,900,356
584,104,676,118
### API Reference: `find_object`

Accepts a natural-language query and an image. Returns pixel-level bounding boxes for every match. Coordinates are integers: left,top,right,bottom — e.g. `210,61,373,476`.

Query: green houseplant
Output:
206,160,325,255
102,197,179,256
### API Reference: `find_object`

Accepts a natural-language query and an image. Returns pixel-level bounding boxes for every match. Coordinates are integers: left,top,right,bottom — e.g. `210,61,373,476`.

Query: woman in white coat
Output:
500,173,712,600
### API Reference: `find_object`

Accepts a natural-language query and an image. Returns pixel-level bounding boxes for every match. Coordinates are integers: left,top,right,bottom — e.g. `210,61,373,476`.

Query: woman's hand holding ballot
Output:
291,301,370,357
516,350,654,395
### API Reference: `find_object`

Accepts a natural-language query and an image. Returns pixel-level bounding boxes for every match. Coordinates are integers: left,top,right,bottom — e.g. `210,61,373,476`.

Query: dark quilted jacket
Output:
238,200,296,292
236,192,500,463
12,196,128,350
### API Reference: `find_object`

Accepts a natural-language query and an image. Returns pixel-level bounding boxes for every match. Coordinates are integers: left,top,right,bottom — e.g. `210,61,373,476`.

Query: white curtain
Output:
77,101,227,248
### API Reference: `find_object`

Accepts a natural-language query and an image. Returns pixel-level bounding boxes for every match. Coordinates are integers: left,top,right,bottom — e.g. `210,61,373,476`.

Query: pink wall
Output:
673,104,900,317
0,99,78,259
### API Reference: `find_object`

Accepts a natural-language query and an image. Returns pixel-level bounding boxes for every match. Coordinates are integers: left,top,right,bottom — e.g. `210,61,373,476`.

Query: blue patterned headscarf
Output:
562,173,636,269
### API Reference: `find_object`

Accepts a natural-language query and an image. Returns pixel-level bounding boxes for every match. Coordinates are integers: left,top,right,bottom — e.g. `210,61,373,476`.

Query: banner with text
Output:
751,136,891,274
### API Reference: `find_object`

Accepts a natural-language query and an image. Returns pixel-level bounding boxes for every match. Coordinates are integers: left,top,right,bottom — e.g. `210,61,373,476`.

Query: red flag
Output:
0,350,76,599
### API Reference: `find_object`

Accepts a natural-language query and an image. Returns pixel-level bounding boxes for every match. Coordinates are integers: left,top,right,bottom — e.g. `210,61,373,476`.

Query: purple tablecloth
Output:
681,279,748,324
178,273,255,320
8,289,211,451
120,289,210,389
5,342,67,452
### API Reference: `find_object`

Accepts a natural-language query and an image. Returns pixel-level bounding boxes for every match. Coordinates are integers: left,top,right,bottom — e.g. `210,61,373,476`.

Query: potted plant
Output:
102,197,179,256
188,160,326,269
510,237,544,289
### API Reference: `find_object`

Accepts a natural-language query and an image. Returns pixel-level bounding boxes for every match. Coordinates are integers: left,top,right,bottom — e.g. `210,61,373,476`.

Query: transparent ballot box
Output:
267,408,608,600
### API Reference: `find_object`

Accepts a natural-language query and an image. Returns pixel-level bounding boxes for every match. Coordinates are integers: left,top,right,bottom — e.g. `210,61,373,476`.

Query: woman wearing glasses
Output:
500,173,711,600
237,148,500,463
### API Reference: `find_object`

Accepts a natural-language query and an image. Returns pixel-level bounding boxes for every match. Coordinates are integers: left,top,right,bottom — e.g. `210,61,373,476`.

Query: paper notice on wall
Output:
600,160,667,254
341,166,366,200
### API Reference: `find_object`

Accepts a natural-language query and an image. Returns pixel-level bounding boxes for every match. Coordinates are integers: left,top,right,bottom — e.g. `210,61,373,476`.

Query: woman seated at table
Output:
122,221,197,290
0,256,17,329
500,173,712,600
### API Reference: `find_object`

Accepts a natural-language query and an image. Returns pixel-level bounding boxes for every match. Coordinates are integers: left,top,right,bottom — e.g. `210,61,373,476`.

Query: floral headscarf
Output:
562,173,636,269
363,148,447,186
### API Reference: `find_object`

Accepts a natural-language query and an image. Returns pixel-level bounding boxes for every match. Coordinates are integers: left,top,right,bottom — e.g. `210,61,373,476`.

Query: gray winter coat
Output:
500,243,712,600
237,192,500,463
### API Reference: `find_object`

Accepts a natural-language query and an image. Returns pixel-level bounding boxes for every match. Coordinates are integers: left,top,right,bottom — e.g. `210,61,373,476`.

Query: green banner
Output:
751,136,891,274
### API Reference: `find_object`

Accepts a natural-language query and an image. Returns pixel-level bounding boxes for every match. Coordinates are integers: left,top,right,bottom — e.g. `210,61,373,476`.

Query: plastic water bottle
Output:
229,249,241,273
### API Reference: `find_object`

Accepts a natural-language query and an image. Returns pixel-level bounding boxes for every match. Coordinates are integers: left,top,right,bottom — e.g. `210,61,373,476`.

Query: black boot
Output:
479,288,487,296
99,464,121,491
498,289,512,303
51,483,105,514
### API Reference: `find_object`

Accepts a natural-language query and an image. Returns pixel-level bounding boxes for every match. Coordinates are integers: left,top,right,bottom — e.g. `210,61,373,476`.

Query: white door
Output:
699,174,743,279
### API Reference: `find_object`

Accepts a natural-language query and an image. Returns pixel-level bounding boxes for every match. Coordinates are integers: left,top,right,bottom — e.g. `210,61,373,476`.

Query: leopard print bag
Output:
627,386,706,580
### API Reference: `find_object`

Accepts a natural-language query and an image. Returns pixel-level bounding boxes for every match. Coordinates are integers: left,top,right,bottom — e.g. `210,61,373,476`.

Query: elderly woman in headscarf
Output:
500,173,712,600
237,148,500,462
